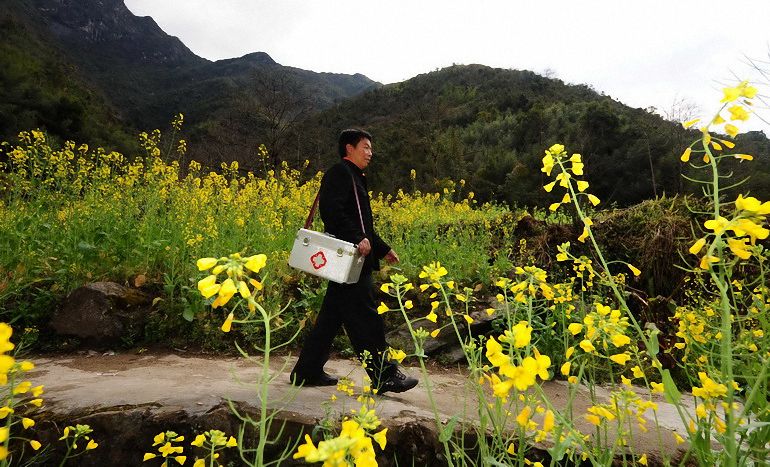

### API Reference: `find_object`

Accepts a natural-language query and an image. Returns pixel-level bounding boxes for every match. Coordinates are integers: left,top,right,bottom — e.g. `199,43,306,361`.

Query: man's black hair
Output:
338,129,372,158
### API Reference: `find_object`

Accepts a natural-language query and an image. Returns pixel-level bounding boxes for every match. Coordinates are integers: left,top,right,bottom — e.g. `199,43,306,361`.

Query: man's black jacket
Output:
319,159,390,272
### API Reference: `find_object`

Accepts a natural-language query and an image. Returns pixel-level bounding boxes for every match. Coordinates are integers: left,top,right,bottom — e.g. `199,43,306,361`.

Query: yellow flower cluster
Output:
688,194,770,269
556,243,597,291
495,266,555,304
293,406,387,467
681,80,757,158
0,323,47,460
372,184,499,235
59,424,99,454
541,144,600,220
484,322,551,398
144,431,187,465
189,429,238,467
584,389,658,438
563,303,632,377
672,305,715,350
196,253,267,332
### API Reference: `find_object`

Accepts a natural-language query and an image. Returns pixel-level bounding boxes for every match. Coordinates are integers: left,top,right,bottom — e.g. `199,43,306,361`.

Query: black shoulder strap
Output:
304,163,366,234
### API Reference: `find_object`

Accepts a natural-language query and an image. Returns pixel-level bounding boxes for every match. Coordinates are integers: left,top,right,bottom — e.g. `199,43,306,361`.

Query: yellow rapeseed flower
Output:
221,312,234,333
216,279,237,307
683,118,700,128
704,216,730,234
372,428,387,450
388,348,406,363
699,255,720,270
725,123,739,138
692,372,727,400
237,280,251,299
728,104,750,121
542,410,555,433
293,435,320,461
196,257,218,271
609,353,631,365
197,275,220,299
579,339,595,353
735,194,770,214
680,147,692,162
516,406,532,427
689,238,706,255
611,333,631,347
244,254,267,273
727,238,752,260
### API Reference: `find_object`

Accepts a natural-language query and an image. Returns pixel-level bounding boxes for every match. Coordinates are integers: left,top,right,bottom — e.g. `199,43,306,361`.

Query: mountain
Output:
0,0,135,149
2,0,379,162
297,65,770,207
2,1,768,208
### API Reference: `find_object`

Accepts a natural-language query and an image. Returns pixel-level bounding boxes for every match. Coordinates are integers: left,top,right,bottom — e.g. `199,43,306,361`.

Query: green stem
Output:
395,284,455,466
255,306,271,467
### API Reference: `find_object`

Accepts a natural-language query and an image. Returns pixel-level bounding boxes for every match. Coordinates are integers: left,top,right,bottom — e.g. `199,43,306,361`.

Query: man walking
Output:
290,129,418,395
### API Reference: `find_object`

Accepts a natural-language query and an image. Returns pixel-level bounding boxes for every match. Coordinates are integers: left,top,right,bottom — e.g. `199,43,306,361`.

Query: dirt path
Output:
28,352,693,464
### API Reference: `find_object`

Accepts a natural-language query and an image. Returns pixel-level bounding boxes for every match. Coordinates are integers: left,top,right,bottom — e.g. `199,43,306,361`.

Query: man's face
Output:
346,138,373,170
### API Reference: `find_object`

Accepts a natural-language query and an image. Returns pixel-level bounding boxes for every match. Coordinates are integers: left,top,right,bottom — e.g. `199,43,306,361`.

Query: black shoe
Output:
290,371,338,387
375,368,418,395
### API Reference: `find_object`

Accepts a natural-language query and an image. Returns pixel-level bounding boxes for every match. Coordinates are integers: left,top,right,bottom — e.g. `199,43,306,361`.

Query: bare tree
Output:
244,69,315,168
662,95,700,124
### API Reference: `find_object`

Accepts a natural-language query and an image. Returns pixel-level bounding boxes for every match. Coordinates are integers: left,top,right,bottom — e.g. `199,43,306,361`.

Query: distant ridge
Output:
2,0,379,160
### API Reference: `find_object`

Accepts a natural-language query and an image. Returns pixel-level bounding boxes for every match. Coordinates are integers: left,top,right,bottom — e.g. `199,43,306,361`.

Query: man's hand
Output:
384,249,399,264
357,238,371,256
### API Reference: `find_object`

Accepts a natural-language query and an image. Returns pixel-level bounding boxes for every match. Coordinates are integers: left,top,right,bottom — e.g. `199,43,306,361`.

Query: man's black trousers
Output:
292,271,395,382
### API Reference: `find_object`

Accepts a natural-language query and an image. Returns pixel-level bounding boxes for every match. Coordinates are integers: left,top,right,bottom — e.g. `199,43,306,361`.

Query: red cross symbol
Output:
310,251,327,270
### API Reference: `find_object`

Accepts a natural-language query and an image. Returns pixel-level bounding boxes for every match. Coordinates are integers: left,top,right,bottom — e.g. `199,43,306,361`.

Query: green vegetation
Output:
0,3,134,151
299,65,770,208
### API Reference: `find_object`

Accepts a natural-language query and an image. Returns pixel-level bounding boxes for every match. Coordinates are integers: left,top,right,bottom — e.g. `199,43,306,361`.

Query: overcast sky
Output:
125,0,770,133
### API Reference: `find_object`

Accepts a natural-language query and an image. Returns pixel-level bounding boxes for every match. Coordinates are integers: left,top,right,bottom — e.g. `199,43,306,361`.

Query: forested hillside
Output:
299,65,770,207
0,1,135,150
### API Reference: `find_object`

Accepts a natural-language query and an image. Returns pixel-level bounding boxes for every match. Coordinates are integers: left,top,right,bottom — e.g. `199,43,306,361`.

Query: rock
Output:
50,282,153,344
387,309,498,363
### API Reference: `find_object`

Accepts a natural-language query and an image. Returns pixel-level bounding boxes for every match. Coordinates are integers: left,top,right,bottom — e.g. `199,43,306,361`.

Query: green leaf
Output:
77,241,97,253
647,327,660,356
662,370,681,404
482,458,511,467
182,307,195,322
438,416,458,443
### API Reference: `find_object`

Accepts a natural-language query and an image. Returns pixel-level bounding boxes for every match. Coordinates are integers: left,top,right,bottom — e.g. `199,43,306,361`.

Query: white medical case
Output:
288,228,365,284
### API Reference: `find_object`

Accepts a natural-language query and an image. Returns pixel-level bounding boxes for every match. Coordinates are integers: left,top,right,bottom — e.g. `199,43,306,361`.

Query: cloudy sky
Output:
125,0,770,132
